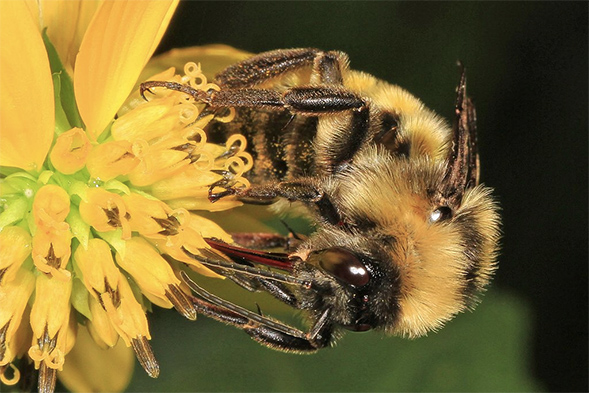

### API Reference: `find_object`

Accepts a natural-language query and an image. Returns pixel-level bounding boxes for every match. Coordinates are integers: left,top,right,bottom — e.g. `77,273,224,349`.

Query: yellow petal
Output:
40,0,103,74
114,237,179,308
0,0,54,171
73,238,120,297
111,98,177,142
85,140,140,182
0,268,35,366
122,193,172,236
78,188,132,239
0,226,32,285
104,274,151,346
49,127,92,174
87,296,120,349
33,184,71,228
32,185,73,280
74,0,179,139
139,44,252,86
29,274,72,341
23,0,41,29
32,228,73,281
59,326,134,393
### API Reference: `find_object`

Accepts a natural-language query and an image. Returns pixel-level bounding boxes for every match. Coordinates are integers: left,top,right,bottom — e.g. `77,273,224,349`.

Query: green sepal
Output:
37,170,54,185
0,166,21,177
42,29,83,129
97,228,127,258
71,276,93,321
69,180,89,203
104,179,131,195
0,180,19,196
52,72,72,135
0,197,28,231
68,208,91,250
126,275,151,312
129,188,159,200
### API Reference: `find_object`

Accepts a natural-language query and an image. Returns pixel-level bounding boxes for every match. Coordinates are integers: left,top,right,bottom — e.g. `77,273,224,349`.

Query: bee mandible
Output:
140,47,501,352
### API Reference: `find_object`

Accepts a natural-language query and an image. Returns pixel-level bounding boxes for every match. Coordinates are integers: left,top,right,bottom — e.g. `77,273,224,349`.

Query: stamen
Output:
39,329,57,355
171,143,203,164
44,245,60,270
0,322,8,361
106,280,121,309
165,284,197,320
103,205,122,228
94,280,121,310
38,361,57,393
153,214,180,236
131,336,159,378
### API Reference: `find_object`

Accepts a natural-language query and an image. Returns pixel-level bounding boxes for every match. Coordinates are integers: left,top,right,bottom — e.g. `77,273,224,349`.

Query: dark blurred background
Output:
128,2,587,392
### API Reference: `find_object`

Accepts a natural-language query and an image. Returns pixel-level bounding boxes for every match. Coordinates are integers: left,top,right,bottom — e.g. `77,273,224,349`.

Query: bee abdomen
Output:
206,108,318,183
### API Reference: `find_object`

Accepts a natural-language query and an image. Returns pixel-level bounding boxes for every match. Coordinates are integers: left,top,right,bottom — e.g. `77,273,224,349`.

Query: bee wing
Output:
441,64,479,207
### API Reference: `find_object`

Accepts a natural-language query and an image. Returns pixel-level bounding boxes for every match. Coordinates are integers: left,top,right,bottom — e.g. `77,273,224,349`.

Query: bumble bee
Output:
141,47,501,352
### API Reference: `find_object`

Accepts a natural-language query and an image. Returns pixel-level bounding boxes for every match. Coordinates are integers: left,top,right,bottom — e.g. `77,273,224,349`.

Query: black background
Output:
147,2,587,392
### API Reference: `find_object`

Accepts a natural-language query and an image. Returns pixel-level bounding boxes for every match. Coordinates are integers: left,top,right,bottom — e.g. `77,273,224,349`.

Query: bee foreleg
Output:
256,278,299,307
182,272,327,353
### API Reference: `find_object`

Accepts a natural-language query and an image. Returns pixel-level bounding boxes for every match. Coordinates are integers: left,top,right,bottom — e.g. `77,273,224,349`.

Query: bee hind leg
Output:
215,48,348,88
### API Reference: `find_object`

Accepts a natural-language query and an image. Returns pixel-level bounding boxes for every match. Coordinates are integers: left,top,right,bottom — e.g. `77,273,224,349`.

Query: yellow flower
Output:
0,1,253,392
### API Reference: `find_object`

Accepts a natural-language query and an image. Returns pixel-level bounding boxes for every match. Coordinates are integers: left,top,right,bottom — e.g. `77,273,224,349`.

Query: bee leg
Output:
182,272,331,352
208,176,320,203
208,177,342,224
141,47,348,105
210,267,299,308
214,48,347,88
220,271,300,307
206,87,370,173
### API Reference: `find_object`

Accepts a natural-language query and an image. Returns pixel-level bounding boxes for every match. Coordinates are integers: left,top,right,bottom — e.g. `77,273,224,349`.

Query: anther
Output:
165,284,197,321
38,362,57,393
131,336,160,378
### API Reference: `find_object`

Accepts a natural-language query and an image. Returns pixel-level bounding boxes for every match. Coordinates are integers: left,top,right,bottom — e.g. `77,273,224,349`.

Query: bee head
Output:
296,146,501,337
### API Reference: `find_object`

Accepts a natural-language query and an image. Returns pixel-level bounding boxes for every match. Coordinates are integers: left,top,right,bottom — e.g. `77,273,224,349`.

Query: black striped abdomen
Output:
205,108,318,184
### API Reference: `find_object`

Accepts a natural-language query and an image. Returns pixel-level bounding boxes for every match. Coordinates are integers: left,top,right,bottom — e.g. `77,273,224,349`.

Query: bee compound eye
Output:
430,206,453,223
318,247,370,287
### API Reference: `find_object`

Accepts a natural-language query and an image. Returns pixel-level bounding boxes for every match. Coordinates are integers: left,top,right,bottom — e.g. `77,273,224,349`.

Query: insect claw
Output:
208,188,238,203
139,85,154,101
210,169,232,177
